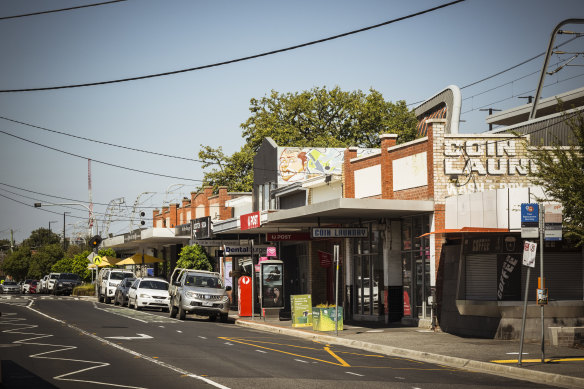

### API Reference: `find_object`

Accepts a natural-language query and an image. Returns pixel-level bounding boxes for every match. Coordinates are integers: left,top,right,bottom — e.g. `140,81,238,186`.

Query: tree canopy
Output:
176,245,213,271
529,112,584,246
199,86,418,192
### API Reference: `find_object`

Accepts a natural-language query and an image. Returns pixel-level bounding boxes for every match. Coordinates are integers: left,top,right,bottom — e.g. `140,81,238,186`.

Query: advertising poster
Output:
291,294,313,327
497,253,521,301
261,261,284,308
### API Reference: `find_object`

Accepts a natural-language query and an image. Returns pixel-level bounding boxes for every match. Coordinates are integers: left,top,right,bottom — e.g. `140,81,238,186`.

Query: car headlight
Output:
185,291,198,299
221,295,229,303
139,293,150,298
58,283,63,286
109,282,117,287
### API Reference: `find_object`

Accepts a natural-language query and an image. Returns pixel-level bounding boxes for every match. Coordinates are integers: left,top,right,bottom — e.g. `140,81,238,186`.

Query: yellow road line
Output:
324,346,351,367
491,357,584,364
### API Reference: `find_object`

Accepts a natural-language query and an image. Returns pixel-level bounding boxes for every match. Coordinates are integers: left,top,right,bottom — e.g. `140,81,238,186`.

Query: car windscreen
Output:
110,272,134,280
139,280,168,290
58,273,80,280
184,275,223,288
49,274,59,280
124,279,136,287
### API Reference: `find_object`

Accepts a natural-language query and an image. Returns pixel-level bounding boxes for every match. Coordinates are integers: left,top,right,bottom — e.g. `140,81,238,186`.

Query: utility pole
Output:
480,108,502,131
10,229,14,253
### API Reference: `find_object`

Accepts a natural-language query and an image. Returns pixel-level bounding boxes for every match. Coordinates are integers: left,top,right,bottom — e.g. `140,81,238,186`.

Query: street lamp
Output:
34,202,96,236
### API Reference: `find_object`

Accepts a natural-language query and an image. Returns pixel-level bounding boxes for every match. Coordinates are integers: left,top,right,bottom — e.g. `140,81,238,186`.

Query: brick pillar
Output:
169,203,178,228
203,186,213,217
379,134,398,199
153,209,160,228
218,186,232,220
343,147,358,198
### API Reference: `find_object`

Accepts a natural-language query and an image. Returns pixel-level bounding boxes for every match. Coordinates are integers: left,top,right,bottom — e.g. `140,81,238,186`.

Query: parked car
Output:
114,277,136,307
29,280,38,294
53,273,82,296
127,277,170,311
1,280,21,294
40,275,50,293
46,273,60,294
96,268,135,304
21,279,34,293
168,269,229,321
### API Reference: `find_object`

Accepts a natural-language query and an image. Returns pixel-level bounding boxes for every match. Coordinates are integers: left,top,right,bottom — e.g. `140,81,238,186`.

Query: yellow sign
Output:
93,255,102,265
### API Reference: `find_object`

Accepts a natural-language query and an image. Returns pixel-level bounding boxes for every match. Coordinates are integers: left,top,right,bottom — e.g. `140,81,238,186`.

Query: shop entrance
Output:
401,215,431,319
353,228,384,319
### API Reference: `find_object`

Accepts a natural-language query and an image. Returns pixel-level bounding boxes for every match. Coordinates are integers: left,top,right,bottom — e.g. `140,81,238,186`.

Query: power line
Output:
0,0,465,93
0,0,126,20
0,115,206,163
408,34,583,107
0,129,203,182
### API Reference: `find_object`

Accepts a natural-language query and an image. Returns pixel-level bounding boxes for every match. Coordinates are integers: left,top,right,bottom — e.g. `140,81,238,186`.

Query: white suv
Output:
46,273,60,294
97,268,135,304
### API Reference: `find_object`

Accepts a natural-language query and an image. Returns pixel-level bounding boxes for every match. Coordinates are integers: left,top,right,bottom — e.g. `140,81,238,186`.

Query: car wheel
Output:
135,301,142,311
220,313,228,323
178,302,186,320
98,292,104,303
169,302,177,318
209,315,217,322
113,293,119,306
105,296,111,304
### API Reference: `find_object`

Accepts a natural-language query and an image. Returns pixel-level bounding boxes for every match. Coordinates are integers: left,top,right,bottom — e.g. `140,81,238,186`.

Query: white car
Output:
128,277,170,312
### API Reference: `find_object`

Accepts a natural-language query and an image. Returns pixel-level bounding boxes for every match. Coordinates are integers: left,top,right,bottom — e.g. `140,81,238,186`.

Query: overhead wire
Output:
0,0,465,93
0,0,126,20
0,129,203,182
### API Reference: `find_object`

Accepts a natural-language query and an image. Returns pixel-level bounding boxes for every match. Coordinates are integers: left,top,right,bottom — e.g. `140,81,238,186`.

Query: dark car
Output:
114,277,135,307
53,273,82,296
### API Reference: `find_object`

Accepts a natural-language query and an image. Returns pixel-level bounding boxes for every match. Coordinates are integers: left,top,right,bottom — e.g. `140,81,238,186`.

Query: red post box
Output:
238,276,252,317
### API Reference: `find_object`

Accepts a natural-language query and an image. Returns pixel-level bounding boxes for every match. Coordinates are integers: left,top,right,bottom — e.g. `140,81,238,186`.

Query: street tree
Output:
529,112,584,246
0,246,30,280
176,245,212,271
28,243,64,279
22,228,61,248
52,250,92,281
199,86,418,192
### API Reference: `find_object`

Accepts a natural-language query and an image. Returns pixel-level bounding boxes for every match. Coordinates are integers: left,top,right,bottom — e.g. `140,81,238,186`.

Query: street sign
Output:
544,203,563,241
93,255,102,265
521,203,539,238
522,241,537,268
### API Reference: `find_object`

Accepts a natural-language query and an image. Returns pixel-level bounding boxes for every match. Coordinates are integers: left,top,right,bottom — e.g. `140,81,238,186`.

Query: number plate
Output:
154,299,164,304
202,301,213,307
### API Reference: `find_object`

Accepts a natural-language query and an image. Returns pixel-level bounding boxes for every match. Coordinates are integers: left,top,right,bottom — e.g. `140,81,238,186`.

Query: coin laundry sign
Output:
444,139,534,176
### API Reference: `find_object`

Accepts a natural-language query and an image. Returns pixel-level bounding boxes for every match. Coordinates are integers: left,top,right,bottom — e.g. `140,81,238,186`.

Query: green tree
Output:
28,243,64,279
52,250,92,281
199,86,418,192
0,246,31,280
22,228,61,248
176,245,212,271
529,112,584,246
98,248,117,258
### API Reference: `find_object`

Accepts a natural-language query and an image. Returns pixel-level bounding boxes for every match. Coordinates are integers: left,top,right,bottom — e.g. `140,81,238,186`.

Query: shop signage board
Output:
311,228,368,238
520,203,539,238
240,211,260,230
318,251,333,268
266,246,277,257
266,232,311,241
175,222,191,237
192,216,212,239
223,244,268,256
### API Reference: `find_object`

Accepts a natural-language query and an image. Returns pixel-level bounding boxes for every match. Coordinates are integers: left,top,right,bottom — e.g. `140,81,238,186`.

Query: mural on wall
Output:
277,147,377,184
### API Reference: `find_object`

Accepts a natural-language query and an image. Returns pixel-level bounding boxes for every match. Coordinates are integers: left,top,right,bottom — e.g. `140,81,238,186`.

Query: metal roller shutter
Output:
521,252,583,300
466,254,497,300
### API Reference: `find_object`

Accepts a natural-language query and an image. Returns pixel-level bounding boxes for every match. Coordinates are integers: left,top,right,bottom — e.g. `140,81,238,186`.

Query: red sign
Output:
266,232,311,241
318,250,333,268
240,211,260,230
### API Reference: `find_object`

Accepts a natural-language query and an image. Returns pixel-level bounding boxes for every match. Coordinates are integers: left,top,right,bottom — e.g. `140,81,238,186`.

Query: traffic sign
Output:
521,203,539,238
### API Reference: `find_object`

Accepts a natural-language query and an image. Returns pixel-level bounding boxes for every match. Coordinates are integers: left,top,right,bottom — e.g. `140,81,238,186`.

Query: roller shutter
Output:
465,254,497,300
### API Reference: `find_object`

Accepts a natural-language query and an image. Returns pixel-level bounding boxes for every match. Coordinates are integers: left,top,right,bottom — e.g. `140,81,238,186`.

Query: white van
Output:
96,268,135,304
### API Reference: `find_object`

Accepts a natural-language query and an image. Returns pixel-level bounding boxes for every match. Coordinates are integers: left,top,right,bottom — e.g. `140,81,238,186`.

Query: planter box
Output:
312,307,343,331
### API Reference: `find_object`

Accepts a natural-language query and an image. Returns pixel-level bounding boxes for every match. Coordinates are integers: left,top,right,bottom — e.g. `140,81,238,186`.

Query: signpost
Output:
518,240,537,367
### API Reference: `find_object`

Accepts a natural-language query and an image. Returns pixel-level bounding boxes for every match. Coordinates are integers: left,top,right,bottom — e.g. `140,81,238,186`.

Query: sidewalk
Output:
231,312,584,389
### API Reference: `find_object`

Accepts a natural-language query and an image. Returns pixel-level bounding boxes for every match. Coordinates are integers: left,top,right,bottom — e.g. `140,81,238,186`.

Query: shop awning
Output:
116,253,164,265
419,227,509,237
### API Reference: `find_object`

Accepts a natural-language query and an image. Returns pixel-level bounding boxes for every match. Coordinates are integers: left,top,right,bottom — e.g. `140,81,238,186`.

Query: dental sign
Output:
444,139,533,176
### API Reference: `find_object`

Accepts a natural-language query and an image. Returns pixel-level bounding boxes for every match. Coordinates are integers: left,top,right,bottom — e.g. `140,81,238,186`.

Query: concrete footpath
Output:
232,313,584,389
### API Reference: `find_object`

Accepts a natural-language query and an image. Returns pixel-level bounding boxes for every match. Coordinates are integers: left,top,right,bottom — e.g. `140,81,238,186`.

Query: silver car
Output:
1,281,21,294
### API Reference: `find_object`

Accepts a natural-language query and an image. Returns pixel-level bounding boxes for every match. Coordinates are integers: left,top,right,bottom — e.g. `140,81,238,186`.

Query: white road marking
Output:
294,359,308,363
506,352,529,355
176,330,183,333
224,342,233,345
255,350,267,353
2,303,232,389
395,376,405,380
105,333,153,340
198,336,207,339
346,372,364,377
365,330,383,333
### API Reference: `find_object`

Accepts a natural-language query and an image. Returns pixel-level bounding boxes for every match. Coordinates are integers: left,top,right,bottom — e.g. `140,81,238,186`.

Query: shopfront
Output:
352,224,384,320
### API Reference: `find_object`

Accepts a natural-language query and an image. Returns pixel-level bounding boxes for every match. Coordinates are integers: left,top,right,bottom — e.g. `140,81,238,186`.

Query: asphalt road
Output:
0,295,560,388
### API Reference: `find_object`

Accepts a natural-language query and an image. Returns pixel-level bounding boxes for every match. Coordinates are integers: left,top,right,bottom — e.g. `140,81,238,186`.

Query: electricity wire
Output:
0,0,465,93
0,1,126,20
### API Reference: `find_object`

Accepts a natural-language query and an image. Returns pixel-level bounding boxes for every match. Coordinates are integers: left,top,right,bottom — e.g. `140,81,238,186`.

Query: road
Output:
0,295,559,388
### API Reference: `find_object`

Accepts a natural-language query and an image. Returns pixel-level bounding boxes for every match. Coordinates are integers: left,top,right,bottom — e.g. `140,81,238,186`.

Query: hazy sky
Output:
1,0,583,243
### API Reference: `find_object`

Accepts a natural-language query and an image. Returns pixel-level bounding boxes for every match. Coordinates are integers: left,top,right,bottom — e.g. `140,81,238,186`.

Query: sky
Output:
0,0,583,244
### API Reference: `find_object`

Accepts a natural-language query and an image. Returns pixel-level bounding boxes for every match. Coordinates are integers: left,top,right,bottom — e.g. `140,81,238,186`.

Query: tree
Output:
199,86,418,192
28,244,64,279
529,112,584,246
176,245,213,271
0,246,30,280
52,250,92,281
22,228,61,248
